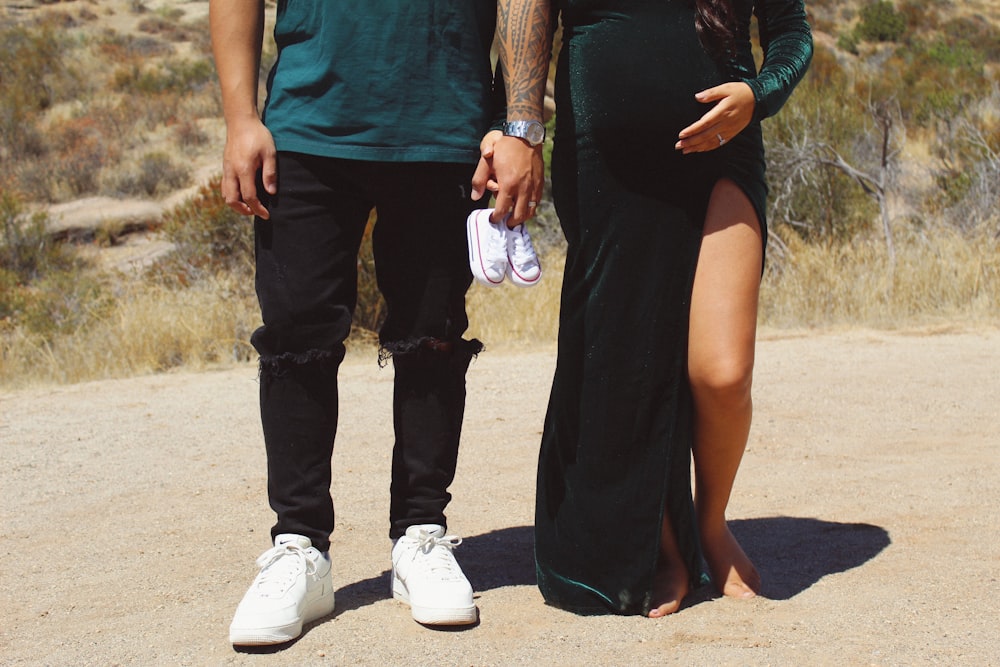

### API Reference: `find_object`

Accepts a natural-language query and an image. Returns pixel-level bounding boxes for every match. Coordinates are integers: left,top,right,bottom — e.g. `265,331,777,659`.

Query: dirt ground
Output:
1,327,998,666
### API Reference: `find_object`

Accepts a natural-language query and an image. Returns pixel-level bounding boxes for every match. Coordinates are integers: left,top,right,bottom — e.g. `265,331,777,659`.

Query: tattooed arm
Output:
497,0,552,123
474,0,552,225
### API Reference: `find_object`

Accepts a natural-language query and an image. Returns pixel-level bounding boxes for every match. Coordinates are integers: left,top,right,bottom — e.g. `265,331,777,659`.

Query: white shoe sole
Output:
507,260,541,287
467,210,505,287
392,575,478,626
229,589,336,646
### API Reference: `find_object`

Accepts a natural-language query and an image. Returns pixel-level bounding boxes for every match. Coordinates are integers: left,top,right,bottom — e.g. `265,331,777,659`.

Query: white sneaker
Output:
467,208,507,287
391,524,477,625
506,223,541,287
229,534,335,646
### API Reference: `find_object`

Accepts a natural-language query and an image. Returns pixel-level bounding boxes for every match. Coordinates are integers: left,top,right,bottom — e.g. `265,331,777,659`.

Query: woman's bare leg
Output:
687,178,762,598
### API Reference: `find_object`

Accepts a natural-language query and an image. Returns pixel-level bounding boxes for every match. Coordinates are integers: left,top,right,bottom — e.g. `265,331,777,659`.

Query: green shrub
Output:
0,21,76,156
112,58,215,96
0,190,103,334
941,16,1000,63
0,191,72,283
856,1,907,43
890,38,989,125
16,270,109,336
153,177,254,285
837,31,860,55
926,39,983,70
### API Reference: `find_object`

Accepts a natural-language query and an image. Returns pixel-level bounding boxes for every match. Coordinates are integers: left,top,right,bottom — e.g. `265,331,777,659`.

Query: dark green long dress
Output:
536,0,813,615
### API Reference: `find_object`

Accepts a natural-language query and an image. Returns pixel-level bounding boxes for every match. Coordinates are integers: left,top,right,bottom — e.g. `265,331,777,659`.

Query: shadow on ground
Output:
731,516,891,600
287,518,887,627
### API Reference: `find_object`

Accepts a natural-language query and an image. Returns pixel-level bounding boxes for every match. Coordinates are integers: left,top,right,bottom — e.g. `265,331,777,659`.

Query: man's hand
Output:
471,130,544,225
221,117,277,219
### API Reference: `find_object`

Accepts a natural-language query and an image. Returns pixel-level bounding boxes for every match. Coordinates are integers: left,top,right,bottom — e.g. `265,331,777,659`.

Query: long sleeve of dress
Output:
745,0,813,123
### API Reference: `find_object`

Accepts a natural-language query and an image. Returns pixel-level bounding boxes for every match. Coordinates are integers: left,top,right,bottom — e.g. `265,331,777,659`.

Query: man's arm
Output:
209,0,276,218
497,0,551,123
489,0,552,224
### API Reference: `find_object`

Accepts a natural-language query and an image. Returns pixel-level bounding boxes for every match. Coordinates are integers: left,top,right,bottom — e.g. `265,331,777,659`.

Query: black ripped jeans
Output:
251,153,485,550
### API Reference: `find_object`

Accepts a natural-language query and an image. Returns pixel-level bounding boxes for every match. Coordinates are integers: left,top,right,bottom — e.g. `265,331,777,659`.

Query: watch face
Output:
526,122,545,145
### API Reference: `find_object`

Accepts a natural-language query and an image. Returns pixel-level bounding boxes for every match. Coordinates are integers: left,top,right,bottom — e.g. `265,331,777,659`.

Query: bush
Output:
0,21,77,156
765,47,878,245
940,16,1000,63
112,58,215,96
153,177,254,286
856,1,907,43
0,190,104,335
930,110,1000,232
0,191,73,284
16,269,109,336
47,116,118,198
837,31,861,55
890,38,989,125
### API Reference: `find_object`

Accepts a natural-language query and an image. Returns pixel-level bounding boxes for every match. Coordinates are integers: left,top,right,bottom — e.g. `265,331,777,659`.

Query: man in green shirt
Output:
210,0,544,645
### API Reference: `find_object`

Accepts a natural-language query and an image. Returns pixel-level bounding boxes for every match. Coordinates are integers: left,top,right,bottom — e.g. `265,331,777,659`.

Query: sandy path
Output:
1,328,998,666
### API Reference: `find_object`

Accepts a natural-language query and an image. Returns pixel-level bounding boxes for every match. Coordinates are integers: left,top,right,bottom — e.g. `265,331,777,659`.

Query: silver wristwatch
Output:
502,120,546,147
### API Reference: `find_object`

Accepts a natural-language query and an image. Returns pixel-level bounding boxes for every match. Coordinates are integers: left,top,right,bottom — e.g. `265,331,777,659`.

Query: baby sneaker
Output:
506,222,541,287
467,208,507,287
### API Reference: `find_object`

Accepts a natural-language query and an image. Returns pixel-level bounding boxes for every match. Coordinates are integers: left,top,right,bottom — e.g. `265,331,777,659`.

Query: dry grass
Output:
761,227,1000,328
465,251,564,348
2,227,997,390
473,226,1000,345
0,280,258,388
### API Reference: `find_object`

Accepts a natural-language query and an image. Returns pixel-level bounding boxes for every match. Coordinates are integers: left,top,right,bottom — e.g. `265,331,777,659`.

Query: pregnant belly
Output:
559,7,725,138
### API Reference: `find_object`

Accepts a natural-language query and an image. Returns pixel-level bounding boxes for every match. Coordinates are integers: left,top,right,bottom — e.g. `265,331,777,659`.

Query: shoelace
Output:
253,542,315,597
488,221,509,261
411,528,464,579
509,225,537,266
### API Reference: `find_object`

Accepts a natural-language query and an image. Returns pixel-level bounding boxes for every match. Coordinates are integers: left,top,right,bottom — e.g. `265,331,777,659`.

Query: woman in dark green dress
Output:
522,0,813,617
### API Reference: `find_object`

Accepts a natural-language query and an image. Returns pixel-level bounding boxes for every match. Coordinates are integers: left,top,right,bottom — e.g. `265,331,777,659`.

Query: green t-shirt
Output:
262,2,499,165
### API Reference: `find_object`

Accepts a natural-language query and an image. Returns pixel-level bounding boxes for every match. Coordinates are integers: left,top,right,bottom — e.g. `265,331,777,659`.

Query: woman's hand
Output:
675,82,755,154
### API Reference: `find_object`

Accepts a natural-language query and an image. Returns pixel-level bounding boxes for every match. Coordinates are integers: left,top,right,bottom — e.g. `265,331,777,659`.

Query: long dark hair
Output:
695,0,737,59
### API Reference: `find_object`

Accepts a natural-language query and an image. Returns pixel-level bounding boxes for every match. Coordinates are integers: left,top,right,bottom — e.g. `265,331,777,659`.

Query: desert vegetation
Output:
0,0,997,387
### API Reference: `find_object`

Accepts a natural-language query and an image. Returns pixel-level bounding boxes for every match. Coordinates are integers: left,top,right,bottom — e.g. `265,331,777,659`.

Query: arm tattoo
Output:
497,0,552,121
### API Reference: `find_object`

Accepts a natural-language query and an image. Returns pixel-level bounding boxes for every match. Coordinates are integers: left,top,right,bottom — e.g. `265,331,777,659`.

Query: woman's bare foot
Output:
648,559,689,618
701,522,760,598
648,513,690,618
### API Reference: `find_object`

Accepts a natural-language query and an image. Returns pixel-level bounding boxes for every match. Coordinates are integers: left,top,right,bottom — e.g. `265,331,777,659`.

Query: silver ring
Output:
717,133,726,146
528,201,537,208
